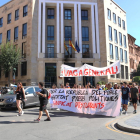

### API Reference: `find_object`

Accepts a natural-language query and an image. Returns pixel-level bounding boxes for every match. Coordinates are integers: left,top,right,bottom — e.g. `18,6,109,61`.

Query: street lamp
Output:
13,68,16,85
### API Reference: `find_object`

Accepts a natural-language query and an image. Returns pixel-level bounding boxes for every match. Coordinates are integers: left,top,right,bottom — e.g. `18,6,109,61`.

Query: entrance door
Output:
83,63,95,87
64,63,75,88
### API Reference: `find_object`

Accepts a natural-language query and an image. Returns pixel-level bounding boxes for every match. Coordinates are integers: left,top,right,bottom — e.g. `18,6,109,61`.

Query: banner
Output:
60,60,120,77
49,89,121,117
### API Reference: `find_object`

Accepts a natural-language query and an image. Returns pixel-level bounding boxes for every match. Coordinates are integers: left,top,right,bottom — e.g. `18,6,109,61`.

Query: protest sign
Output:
60,60,120,77
49,89,121,117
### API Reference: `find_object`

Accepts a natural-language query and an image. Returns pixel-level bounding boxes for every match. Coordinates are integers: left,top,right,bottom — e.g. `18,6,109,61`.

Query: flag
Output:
75,41,80,53
64,40,69,54
69,39,77,51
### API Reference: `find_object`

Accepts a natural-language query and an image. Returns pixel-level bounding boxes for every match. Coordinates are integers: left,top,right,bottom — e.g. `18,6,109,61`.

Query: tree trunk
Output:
8,72,10,87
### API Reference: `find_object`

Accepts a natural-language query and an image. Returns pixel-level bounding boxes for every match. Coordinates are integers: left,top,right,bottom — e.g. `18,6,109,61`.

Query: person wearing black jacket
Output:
34,82,51,122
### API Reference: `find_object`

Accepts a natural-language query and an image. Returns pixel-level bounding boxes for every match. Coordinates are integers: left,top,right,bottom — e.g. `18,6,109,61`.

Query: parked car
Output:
0,86,41,109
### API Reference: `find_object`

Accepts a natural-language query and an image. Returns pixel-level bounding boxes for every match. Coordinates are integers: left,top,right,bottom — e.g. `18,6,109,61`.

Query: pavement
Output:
116,112,140,134
0,104,140,140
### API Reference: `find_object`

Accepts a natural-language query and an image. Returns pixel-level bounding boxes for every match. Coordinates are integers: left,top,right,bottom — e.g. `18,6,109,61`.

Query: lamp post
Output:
13,68,16,85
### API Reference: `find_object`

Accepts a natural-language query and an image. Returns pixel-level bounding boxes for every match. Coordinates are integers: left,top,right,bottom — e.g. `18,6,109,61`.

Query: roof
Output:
111,0,126,13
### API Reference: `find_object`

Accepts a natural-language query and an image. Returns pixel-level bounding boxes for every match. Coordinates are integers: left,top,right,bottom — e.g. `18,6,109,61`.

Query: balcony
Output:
82,52,93,58
45,53,57,58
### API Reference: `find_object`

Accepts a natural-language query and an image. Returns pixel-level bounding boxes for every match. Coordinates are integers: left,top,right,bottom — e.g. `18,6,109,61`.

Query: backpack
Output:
48,92,51,99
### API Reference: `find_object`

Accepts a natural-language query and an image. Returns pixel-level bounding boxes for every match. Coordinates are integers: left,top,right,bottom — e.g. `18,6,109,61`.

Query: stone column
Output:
42,2,46,53
57,3,60,53
91,5,96,54
61,3,64,53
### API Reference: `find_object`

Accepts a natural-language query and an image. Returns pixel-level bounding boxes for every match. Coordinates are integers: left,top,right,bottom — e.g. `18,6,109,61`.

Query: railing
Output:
82,53,93,58
45,53,57,58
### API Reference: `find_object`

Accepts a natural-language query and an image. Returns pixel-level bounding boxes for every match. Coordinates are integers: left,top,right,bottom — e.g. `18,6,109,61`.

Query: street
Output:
0,105,140,140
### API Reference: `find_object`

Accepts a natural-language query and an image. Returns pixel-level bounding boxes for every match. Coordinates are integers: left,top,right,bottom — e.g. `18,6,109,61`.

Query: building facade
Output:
128,34,140,79
0,0,130,87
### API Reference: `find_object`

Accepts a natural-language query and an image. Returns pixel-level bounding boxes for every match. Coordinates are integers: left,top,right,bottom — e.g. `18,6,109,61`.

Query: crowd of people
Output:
4,81,140,122
52,81,140,115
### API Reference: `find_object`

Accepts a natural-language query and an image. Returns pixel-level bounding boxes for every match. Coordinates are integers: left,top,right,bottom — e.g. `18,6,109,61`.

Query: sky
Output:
0,0,140,46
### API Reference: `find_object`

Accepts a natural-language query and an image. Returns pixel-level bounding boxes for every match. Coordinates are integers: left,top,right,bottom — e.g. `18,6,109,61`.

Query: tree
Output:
0,42,21,86
133,76,140,84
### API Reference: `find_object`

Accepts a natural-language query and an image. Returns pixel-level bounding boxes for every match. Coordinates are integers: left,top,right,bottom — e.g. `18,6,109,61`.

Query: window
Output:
118,17,121,27
0,17,3,27
115,46,119,60
65,9,71,20
22,42,26,58
47,44,54,58
0,33,2,45
21,61,27,76
82,27,89,41
114,29,118,43
23,5,28,17
125,66,128,79
81,10,88,20
15,9,19,21
25,87,34,94
123,35,127,48
124,50,127,63
107,9,111,20
113,13,116,23
65,26,72,41
65,44,72,58
110,62,115,78
47,26,54,40
119,32,122,46
109,26,112,41
7,13,11,24
7,30,11,41
14,27,18,41
22,23,27,38
82,44,89,58
121,65,124,79
47,8,54,19
110,44,113,59
122,20,125,30
120,48,123,62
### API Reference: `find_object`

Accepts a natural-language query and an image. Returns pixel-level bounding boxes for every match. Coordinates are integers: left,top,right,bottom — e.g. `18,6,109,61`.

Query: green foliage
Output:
133,76,140,84
132,64,140,77
0,42,21,86
0,42,21,73
97,81,106,85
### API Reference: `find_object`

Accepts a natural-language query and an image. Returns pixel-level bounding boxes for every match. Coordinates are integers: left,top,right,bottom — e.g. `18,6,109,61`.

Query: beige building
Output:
0,0,130,87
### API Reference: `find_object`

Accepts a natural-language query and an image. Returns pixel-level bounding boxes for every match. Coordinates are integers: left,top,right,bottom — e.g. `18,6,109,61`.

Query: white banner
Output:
49,89,121,117
60,60,120,77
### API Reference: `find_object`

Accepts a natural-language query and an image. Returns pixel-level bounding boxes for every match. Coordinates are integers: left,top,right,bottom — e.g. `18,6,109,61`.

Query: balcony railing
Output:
82,53,93,58
45,53,57,58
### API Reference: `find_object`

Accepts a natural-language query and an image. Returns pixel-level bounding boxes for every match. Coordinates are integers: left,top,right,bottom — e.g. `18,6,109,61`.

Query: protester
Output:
73,84,77,89
96,84,102,90
130,83,139,114
65,82,70,88
114,83,118,89
60,84,64,88
122,82,130,115
87,82,92,88
120,82,124,89
104,83,108,90
34,82,51,122
85,85,87,89
78,85,82,89
14,82,26,116
107,83,113,90
52,84,57,89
